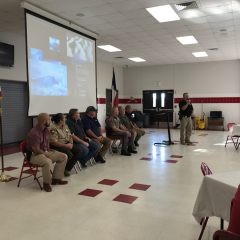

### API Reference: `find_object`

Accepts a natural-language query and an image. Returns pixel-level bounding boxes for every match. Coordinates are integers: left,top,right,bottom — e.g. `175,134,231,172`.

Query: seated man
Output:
125,105,145,146
66,108,101,166
82,106,111,163
27,113,68,192
50,113,86,176
118,106,137,152
105,107,137,156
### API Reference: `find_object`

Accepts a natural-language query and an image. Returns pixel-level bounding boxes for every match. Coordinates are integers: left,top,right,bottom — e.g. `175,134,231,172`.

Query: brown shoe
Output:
52,179,68,185
43,183,52,192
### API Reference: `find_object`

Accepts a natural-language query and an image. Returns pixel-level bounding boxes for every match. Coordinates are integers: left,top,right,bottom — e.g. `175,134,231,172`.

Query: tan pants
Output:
30,150,67,184
134,127,145,143
94,137,111,157
180,117,192,143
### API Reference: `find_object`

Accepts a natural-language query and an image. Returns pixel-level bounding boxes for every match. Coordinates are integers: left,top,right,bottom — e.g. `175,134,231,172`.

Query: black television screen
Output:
0,42,14,67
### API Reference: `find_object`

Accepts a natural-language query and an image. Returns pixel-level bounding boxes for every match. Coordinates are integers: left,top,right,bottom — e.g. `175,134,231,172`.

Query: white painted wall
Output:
0,31,27,82
123,60,240,129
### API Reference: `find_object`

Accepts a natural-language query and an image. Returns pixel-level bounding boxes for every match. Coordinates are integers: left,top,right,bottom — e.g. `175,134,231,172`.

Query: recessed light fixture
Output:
128,57,146,62
176,35,198,45
192,51,208,57
97,45,122,52
146,5,180,23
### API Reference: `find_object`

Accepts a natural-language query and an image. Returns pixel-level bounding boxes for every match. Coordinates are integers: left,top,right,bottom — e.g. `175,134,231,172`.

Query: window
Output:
152,93,157,107
161,92,166,108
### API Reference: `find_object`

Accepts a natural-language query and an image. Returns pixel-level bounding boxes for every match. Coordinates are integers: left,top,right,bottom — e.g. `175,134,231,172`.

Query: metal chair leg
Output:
76,161,82,171
198,217,209,240
73,165,78,174
220,218,224,230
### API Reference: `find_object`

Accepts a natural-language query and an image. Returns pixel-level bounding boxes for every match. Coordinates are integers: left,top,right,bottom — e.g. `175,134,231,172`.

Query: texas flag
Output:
0,86,3,99
111,68,118,107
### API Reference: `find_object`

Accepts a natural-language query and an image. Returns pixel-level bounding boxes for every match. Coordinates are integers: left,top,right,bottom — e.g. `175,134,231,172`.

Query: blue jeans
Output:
79,140,100,164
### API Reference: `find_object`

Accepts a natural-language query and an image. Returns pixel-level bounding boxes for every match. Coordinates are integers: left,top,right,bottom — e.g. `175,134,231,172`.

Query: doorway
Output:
143,90,174,127
106,88,112,117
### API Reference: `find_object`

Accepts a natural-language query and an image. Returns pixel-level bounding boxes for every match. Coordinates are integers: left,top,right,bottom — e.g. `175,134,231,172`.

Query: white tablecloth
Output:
231,124,240,136
193,171,240,223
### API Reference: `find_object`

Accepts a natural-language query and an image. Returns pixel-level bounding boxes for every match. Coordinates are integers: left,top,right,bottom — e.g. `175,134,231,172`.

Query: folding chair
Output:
225,123,240,150
17,141,42,190
107,135,122,155
73,161,82,173
213,185,240,240
198,162,224,240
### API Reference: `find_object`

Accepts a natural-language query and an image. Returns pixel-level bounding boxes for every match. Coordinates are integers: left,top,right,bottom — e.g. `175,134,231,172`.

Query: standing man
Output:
82,106,111,163
179,93,194,145
27,113,68,192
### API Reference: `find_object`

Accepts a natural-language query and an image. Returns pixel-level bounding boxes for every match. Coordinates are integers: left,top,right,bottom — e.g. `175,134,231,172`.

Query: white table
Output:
193,171,240,223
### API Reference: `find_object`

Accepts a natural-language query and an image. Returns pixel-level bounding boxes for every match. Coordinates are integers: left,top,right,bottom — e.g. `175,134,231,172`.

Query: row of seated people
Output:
26,105,145,192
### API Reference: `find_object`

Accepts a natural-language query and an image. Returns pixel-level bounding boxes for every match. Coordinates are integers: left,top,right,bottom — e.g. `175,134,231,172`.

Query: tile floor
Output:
0,129,240,240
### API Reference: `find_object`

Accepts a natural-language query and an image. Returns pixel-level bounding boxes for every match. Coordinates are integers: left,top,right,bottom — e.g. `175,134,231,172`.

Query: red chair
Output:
213,185,240,240
201,162,213,176
198,163,224,240
17,141,42,190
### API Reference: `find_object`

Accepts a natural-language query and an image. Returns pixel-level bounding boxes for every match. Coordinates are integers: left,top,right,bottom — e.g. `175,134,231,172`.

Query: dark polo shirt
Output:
66,118,86,140
179,99,193,118
82,115,101,137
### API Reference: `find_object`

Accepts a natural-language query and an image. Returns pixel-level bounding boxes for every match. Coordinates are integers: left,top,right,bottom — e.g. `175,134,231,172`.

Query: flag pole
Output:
0,87,11,182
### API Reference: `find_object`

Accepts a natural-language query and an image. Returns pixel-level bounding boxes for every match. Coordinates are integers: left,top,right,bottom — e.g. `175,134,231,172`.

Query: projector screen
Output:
25,11,96,116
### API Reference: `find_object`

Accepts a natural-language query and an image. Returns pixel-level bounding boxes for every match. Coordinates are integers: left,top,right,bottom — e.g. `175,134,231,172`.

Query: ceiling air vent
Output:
208,48,219,51
175,1,199,11
114,56,124,59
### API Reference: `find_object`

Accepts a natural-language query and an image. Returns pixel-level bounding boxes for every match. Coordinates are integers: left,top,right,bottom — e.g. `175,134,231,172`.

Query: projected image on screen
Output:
67,34,93,63
26,13,96,116
49,37,61,52
29,50,68,96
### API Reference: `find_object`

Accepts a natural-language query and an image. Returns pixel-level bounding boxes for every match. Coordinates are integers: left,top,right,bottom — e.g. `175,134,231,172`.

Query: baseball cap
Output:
86,106,97,113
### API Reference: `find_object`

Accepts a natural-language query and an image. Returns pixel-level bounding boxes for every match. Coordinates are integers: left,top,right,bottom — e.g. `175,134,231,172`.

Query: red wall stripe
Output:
97,98,141,104
97,97,240,104
97,98,106,104
174,97,240,104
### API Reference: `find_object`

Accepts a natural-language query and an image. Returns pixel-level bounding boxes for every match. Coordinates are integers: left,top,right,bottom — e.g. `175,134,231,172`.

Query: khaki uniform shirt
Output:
106,116,123,130
50,123,72,144
120,115,133,130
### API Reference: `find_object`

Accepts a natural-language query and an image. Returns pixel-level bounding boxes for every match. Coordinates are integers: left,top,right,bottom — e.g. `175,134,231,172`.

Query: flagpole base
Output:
0,171,11,182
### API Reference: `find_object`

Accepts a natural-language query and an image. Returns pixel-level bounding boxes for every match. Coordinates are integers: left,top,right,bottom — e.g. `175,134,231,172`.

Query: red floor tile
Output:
129,183,151,191
78,189,102,197
98,179,119,186
165,160,178,163
140,157,152,161
170,155,183,158
1,167,18,171
113,194,138,204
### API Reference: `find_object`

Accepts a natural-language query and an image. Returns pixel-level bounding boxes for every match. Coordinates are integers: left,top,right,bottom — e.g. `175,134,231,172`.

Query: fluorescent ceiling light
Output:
175,5,187,11
97,45,122,52
146,5,180,23
128,57,146,62
192,51,208,58
176,35,198,45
